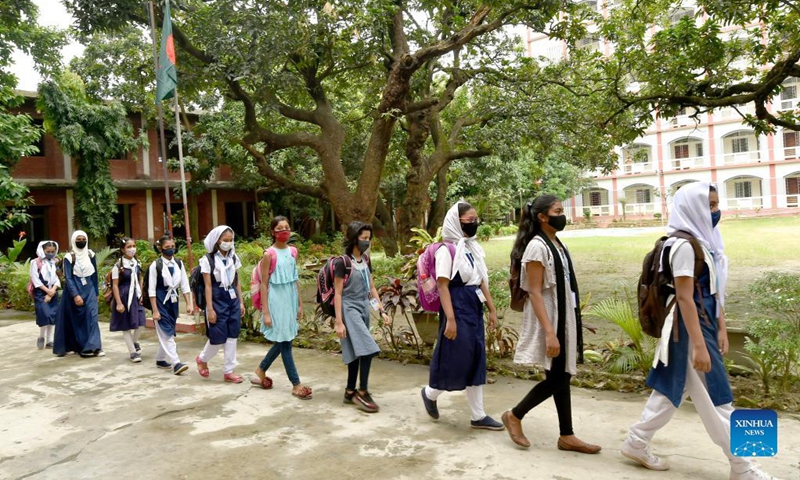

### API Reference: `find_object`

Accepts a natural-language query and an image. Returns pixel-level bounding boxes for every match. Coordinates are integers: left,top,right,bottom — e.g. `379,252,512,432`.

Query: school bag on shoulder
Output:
638,230,707,338
191,252,240,311
102,259,124,305
316,254,368,318
251,246,299,310
508,254,527,312
416,242,456,313
26,257,44,298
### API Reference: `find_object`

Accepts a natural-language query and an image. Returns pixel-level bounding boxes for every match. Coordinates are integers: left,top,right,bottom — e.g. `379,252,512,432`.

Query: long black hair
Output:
270,215,289,243
510,195,559,262
344,221,373,255
154,235,172,254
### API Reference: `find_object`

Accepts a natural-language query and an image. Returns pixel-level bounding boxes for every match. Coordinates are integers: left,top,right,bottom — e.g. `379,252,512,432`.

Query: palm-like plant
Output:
401,227,442,280
378,277,422,357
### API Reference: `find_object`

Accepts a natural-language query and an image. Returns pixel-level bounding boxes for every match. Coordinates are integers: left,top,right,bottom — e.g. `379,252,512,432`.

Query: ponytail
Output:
510,195,559,261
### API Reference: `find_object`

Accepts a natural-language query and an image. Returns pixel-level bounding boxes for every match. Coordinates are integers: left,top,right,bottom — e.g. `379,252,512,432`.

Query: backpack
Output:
191,252,240,311
508,254,527,312
26,258,44,298
143,257,186,311
638,231,707,338
316,254,369,318
102,259,124,305
250,246,298,310
416,242,456,313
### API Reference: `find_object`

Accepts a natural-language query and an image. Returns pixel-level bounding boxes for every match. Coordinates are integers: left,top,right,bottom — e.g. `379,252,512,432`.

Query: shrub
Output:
477,224,493,242
499,225,518,236
583,208,592,222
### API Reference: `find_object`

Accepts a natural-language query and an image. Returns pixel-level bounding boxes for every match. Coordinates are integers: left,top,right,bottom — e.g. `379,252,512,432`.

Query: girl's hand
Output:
116,303,125,313
263,314,273,328
444,318,457,340
74,295,84,307
297,307,305,321
153,311,161,321
692,344,712,372
44,294,52,303
139,297,144,305
545,332,560,358
381,311,391,326
239,301,245,314
487,311,498,331
208,309,217,324
334,320,347,339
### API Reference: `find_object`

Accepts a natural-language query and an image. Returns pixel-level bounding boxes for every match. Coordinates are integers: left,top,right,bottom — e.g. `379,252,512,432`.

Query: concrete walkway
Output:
1,318,798,480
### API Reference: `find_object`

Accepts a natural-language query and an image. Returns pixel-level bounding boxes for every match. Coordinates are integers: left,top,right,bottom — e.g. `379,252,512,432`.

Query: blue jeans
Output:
259,341,300,386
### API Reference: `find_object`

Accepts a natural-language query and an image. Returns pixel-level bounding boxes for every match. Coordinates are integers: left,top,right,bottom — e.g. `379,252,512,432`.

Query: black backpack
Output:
638,231,708,338
191,252,239,311
316,255,360,318
142,257,183,311
508,254,527,312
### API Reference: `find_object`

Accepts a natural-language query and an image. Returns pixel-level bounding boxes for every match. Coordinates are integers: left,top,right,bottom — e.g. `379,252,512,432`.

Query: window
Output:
624,145,650,163
590,191,602,206
781,84,797,101
30,119,45,157
786,177,799,195
780,78,798,110
674,144,689,159
635,189,652,204
784,131,798,157
695,142,704,157
670,8,694,24
734,181,753,198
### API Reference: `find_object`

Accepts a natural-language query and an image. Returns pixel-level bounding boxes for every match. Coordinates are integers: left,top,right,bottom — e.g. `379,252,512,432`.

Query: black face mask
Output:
162,248,175,257
75,240,87,249
357,240,371,253
461,221,479,237
548,215,567,232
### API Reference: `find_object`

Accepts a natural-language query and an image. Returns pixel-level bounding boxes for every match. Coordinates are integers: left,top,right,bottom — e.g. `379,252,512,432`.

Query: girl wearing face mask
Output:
53,230,104,358
334,221,391,413
148,236,192,375
31,241,60,350
501,195,600,454
195,226,245,383
421,201,504,430
251,216,312,399
621,184,774,480
110,238,146,363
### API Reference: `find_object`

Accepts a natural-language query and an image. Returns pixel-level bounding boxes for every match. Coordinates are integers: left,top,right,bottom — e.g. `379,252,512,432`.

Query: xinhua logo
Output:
731,409,778,457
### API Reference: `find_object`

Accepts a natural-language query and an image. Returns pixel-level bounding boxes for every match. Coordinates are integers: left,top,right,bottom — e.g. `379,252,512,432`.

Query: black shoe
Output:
156,360,172,369
343,390,356,404
134,342,141,353
354,391,379,413
470,416,505,431
173,363,189,375
421,388,439,419
45,342,53,348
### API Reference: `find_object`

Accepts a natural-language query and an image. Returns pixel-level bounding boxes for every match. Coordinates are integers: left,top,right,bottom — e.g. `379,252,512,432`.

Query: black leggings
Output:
346,356,373,391
511,353,574,436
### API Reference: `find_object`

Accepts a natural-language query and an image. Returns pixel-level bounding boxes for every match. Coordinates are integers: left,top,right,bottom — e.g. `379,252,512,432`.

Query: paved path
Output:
1,319,798,480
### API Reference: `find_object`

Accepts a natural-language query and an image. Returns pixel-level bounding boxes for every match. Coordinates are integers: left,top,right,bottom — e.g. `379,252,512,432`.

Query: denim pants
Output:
259,341,300,385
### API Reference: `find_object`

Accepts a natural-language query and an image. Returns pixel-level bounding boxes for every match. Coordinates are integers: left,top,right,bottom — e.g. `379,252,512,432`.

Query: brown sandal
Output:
250,376,273,389
292,385,313,400
502,411,531,448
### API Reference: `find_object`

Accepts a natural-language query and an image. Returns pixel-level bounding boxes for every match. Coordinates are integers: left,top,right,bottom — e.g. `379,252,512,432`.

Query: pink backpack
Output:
250,246,298,310
26,258,44,298
417,242,456,312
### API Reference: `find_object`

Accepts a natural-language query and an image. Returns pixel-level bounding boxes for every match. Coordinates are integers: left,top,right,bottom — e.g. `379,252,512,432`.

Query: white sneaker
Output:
621,438,669,471
730,465,777,480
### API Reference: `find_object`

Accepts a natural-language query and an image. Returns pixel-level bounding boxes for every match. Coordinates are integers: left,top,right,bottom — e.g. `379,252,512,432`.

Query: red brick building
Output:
5,92,256,258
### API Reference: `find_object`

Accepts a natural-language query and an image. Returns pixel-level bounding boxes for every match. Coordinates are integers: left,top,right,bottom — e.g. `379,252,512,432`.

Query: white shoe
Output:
621,438,669,471
730,465,777,480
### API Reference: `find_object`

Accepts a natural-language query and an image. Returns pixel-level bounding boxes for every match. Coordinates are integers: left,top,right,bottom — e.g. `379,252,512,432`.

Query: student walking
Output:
148,236,192,375
53,231,104,358
110,238,146,363
621,183,775,480
195,226,245,383
31,240,60,349
251,216,312,399
501,195,600,453
333,222,391,413
420,201,504,430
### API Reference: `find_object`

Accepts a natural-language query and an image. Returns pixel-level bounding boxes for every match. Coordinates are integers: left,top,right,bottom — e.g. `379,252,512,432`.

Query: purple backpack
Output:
417,242,456,312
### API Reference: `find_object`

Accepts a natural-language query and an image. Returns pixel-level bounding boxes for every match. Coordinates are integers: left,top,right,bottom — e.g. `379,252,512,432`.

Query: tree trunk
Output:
428,165,449,234
374,197,399,257
397,172,432,254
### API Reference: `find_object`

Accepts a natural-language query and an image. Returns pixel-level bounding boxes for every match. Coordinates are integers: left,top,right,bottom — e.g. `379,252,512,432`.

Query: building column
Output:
211,189,219,226
146,189,155,242
65,189,75,239
63,153,72,180
141,113,151,177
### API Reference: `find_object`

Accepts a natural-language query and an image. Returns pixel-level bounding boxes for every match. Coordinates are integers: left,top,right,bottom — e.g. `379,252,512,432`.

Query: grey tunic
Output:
337,257,380,364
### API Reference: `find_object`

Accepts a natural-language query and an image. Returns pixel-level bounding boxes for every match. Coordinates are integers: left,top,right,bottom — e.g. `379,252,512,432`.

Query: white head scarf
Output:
204,225,238,288
70,230,96,278
36,240,60,287
442,201,488,285
665,181,727,306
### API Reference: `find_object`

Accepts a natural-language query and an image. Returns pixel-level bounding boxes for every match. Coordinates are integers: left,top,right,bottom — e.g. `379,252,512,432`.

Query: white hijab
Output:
70,230,96,278
665,181,727,306
36,240,60,287
204,225,238,289
442,201,488,285
121,256,141,309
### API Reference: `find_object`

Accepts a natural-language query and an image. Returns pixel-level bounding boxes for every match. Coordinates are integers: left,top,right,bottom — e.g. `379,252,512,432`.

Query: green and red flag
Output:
156,0,177,104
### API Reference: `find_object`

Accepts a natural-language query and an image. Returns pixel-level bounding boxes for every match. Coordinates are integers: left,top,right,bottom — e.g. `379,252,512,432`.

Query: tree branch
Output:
239,141,326,198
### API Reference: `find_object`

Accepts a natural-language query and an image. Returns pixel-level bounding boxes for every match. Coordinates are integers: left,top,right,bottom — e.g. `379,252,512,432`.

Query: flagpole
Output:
147,0,173,239
172,92,194,271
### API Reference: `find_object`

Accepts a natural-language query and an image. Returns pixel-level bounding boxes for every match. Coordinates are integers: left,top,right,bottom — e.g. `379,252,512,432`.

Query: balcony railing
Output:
624,202,658,215
786,194,799,208
724,197,764,210
785,146,798,160
722,151,760,165
584,205,612,216
622,162,654,175
778,97,798,112
667,156,708,170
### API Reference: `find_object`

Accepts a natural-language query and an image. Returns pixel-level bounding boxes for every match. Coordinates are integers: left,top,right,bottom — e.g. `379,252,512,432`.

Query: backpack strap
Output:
267,247,278,276
338,255,353,284
669,231,712,328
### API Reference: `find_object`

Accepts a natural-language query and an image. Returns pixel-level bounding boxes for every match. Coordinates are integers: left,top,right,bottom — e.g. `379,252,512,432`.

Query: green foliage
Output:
377,277,422,357
37,72,141,239
477,224,493,242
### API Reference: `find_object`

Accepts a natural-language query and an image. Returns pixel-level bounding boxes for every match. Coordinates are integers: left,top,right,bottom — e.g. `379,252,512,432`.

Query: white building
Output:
525,2,800,221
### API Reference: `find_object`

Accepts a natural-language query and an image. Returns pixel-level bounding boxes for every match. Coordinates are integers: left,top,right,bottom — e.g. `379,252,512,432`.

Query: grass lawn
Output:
480,215,800,348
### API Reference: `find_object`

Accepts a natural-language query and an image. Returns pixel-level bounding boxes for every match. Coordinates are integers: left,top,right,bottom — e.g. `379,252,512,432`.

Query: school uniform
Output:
31,242,60,347
110,259,146,355
148,256,190,366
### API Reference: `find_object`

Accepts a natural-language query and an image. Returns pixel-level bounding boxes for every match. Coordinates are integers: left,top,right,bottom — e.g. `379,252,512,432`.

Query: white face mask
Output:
219,241,234,252
126,248,137,257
